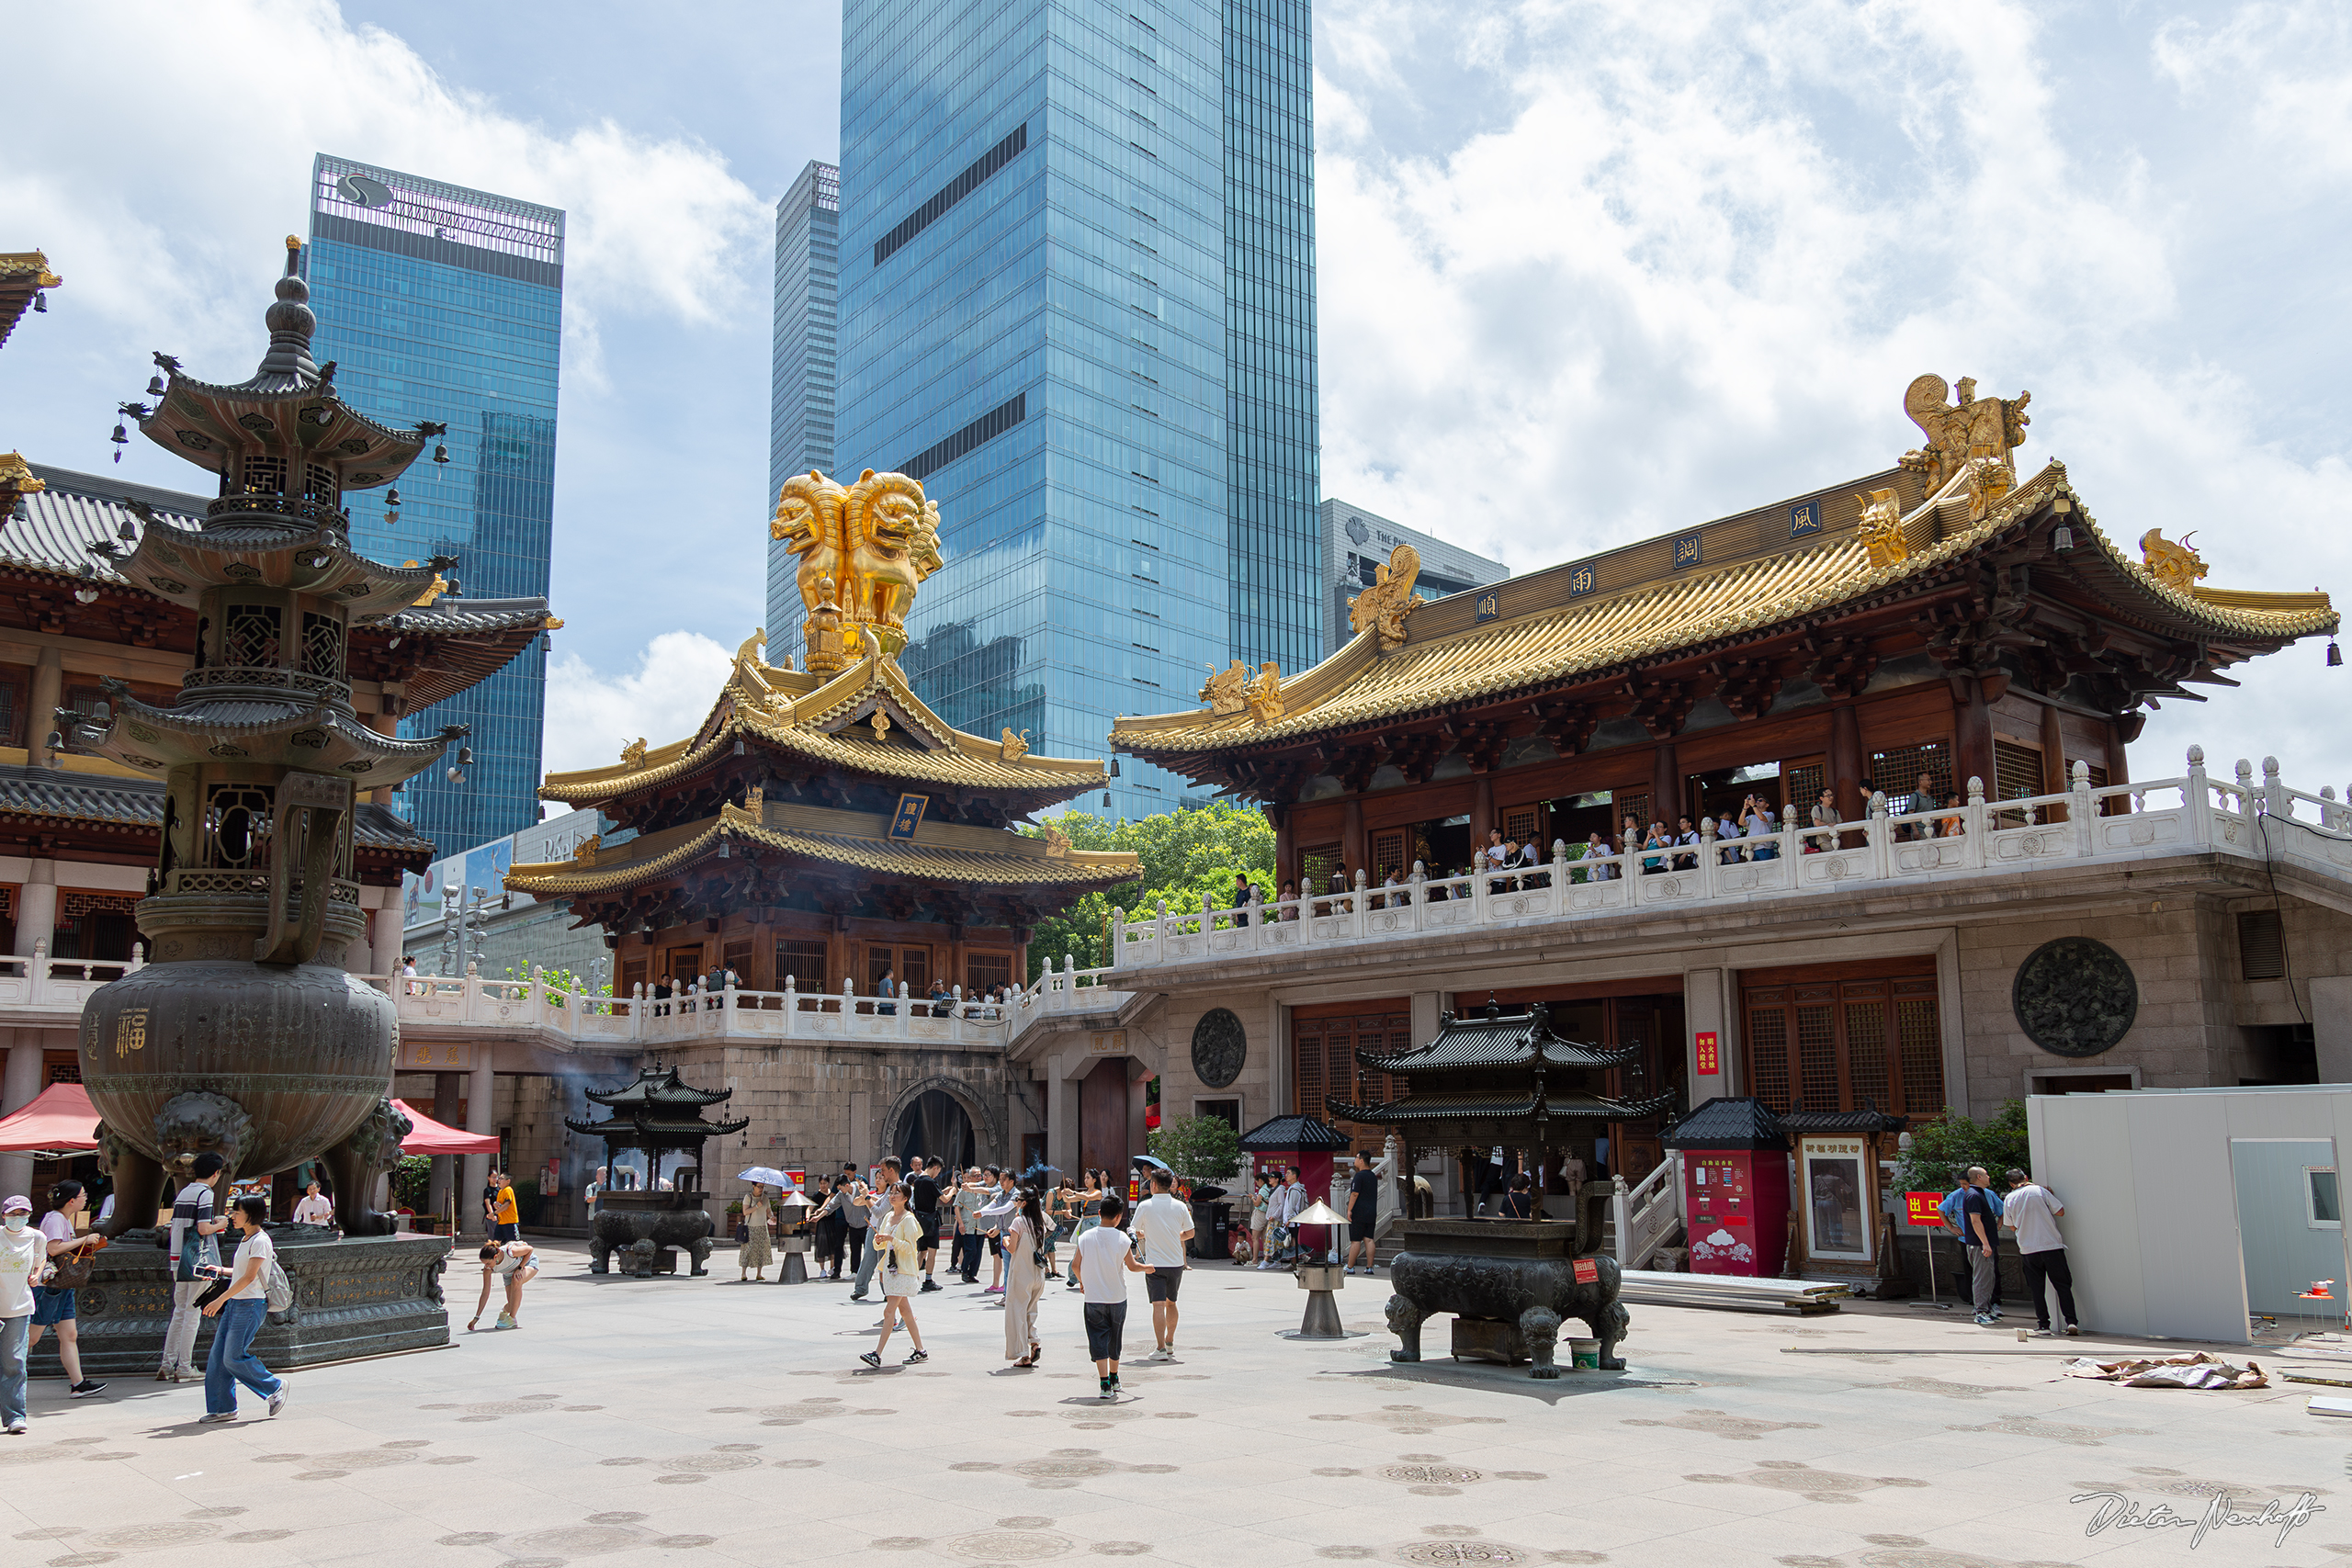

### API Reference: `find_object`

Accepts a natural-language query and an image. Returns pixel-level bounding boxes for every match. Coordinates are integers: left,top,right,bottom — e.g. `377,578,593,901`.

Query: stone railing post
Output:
2322,786,2343,834
898,981,911,1038
1549,840,1568,909
1610,1173,1632,1265
1962,776,1986,870
782,973,799,1039
2070,759,2095,857
723,970,739,1029
1868,790,1891,880
1409,859,1429,931
842,976,856,1032
1202,890,1216,939
1696,822,1715,899
2234,757,2256,818
28,937,47,1006
2265,755,2290,824
1351,869,1369,940
1110,906,1125,968
128,942,145,975
1471,850,1490,925
630,982,646,1042
2185,744,2212,847
1156,897,1170,952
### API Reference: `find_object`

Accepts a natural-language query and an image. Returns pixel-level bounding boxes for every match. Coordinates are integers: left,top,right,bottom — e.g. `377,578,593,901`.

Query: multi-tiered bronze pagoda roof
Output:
1328,1002,1678,1145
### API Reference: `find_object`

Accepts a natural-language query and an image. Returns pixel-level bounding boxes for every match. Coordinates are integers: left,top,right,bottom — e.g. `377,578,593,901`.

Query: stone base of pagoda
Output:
29,1228,452,1379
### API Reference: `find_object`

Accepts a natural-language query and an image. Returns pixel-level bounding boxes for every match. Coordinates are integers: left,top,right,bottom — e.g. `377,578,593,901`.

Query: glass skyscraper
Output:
305,154,563,851
834,0,1317,819
767,161,842,660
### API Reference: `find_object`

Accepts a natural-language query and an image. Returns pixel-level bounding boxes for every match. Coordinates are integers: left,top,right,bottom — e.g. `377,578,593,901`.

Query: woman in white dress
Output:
860,1183,928,1367
1001,1185,1048,1367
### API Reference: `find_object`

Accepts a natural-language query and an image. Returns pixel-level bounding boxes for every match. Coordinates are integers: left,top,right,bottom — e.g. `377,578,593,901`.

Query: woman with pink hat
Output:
1,1193,55,1434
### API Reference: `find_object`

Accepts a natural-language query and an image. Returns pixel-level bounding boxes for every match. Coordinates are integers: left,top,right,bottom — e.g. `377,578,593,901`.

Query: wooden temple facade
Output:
511,629,1136,1005
1092,376,2346,1202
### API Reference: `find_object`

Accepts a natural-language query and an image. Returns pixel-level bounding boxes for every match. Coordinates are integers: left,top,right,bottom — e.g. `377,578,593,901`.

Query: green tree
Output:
1023,803,1275,979
1148,1113,1243,1184
1892,1100,2030,1194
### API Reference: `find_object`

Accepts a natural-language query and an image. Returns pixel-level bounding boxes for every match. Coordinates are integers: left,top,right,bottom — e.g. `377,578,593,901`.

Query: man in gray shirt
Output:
2002,1168,2078,1336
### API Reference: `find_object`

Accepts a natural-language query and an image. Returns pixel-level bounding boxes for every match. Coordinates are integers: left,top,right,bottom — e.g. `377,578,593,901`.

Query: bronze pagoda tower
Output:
73,238,476,1235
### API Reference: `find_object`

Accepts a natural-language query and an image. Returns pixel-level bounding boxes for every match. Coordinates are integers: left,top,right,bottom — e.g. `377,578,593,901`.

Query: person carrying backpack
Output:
198,1198,287,1423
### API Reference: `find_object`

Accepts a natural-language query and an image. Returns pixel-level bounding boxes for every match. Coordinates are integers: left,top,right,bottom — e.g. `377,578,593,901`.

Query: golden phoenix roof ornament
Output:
769,468,944,672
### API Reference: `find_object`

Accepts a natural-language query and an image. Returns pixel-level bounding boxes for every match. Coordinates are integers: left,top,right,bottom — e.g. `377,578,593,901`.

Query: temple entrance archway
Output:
879,1073,1001,1170
895,1089,976,1172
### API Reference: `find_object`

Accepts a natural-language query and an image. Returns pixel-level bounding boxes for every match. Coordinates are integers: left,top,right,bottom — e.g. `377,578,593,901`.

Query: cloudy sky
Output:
6,0,2348,791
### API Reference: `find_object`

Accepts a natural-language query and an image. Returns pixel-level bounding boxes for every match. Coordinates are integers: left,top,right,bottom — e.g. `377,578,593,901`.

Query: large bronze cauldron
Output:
1384,1218,1630,1377
591,1192,717,1277
79,890,407,1235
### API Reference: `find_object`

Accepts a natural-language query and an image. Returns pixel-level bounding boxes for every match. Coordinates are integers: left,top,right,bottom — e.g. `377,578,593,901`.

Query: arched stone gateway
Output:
880,1074,1003,1169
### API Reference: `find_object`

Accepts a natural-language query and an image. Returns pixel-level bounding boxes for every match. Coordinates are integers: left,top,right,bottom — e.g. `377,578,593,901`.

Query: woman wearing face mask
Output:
28,1181,106,1399
1,1195,56,1434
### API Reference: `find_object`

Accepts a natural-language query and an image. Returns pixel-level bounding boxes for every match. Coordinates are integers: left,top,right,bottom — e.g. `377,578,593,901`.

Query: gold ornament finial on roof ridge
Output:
1899,374,2030,495
620,737,647,770
1347,542,1425,649
776,468,944,672
1000,727,1031,761
2139,529,2208,592
1243,660,1286,724
1200,659,1249,716
1855,488,1908,569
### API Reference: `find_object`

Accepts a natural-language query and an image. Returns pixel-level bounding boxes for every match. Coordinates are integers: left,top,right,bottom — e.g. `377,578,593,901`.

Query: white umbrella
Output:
737,1166,796,1189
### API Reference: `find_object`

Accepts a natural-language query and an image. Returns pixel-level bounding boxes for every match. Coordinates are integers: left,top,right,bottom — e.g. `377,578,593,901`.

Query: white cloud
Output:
1315,0,2351,786
6,0,767,390
543,631,737,776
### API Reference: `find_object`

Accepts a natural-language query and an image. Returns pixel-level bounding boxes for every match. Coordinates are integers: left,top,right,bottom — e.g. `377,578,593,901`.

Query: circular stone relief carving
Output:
1191,1008,1247,1089
2012,937,2138,1057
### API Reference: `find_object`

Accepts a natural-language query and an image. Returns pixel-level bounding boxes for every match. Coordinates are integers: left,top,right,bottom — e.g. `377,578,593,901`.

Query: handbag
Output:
734,1223,751,1245
48,1235,108,1291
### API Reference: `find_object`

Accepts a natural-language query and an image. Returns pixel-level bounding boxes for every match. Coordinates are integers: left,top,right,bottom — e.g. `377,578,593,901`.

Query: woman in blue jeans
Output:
199,1198,285,1424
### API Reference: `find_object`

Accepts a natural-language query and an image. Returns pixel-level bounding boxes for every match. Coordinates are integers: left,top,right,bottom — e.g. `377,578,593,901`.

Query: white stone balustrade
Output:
367,954,1131,1052
0,938,146,1014
1108,749,2352,973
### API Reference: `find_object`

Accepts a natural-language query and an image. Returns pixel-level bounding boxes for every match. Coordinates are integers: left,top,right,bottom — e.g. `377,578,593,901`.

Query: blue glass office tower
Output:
836,0,1318,819
767,161,842,660
306,154,563,850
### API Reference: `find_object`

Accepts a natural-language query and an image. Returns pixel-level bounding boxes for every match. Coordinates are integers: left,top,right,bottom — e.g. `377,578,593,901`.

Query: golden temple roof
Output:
1114,460,2338,756
539,631,1108,807
504,800,1139,898
0,252,60,354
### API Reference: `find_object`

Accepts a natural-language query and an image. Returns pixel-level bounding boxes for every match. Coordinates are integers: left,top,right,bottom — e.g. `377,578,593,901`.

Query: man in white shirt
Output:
1133,1169,1194,1359
1070,1192,1148,1401
291,1180,334,1228
2001,1168,2078,1336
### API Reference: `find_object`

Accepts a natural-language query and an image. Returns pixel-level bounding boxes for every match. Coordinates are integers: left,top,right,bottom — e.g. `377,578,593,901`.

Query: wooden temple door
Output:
1080,1057,1129,1178
1604,995,1681,1185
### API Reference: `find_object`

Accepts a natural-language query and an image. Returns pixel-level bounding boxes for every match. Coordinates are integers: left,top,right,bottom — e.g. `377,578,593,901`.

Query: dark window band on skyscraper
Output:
872,123,1029,266
899,394,1025,483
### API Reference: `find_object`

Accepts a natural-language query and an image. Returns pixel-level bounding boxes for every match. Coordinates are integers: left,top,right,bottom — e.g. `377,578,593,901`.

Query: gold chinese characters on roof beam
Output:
770,468,944,672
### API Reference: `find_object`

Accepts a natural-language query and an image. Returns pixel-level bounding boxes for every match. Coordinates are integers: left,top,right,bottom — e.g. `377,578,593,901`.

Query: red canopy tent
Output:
390,1099,500,1156
0,1082,98,1154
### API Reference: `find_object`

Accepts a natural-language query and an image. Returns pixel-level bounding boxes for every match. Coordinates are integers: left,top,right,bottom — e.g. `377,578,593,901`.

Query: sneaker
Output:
1972,1313,1995,1326
1098,1376,1112,1399
266,1387,288,1418
4,1419,24,1435
984,1285,1004,1294
904,1348,928,1364
1109,1375,1122,1397
494,1313,515,1330
848,1292,869,1303
69,1380,107,1399
920,1279,942,1293
1148,1346,1173,1361
859,1350,882,1368
198,1412,237,1424
2065,1324,2080,1336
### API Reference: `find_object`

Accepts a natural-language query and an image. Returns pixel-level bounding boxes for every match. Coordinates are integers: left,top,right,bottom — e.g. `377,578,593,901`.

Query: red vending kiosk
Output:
1663,1098,1792,1277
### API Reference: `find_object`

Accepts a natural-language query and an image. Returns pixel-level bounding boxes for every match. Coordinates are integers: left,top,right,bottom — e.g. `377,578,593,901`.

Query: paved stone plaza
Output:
1,1242,2342,1568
